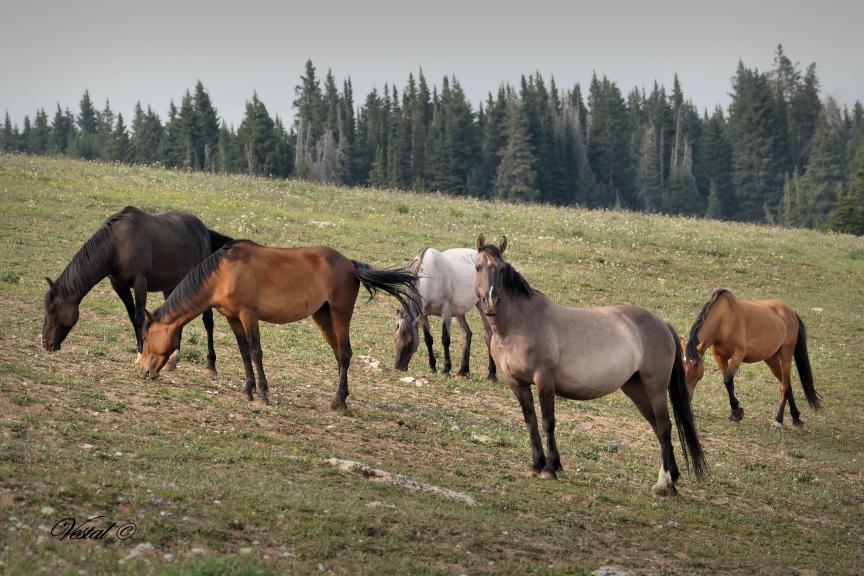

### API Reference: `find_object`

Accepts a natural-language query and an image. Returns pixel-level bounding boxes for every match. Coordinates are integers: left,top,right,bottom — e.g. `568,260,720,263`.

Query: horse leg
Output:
456,314,472,377
441,306,453,376
623,378,677,495
510,379,546,476
421,316,436,373
719,352,745,422
109,278,138,364
312,304,351,411
770,349,798,430
226,316,256,401
131,275,148,359
477,302,497,382
649,378,679,497
536,373,561,479
241,315,269,405
202,309,217,376
328,300,355,411
162,290,182,371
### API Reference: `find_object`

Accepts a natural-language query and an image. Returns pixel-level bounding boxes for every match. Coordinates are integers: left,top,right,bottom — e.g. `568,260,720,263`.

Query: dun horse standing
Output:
138,240,419,409
682,289,819,429
474,235,706,496
393,247,496,380
42,206,231,374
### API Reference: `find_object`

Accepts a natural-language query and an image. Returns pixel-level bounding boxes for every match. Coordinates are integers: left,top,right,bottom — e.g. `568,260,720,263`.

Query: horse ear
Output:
475,233,486,252
499,236,508,254
45,277,57,292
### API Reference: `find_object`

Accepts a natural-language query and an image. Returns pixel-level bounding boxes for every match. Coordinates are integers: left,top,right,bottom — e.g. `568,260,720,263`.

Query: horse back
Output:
108,208,211,290
732,298,797,360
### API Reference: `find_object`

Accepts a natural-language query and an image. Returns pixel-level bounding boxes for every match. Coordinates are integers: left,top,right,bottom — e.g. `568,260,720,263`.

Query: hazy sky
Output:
2,0,862,127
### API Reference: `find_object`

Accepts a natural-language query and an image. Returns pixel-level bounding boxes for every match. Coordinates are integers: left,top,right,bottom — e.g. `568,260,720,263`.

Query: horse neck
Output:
488,292,536,337
57,233,114,303
697,296,730,346
158,283,215,331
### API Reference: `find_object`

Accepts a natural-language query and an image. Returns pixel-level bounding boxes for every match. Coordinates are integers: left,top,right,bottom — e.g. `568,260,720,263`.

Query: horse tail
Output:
667,323,707,479
208,228,234,253
352,260,421,316
794,313,820,410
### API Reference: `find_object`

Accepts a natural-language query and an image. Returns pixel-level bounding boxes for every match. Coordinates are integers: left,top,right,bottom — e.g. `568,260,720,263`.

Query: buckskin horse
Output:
682,288,819,430
138,240,420,409
42,206,232,374
473,235,705,496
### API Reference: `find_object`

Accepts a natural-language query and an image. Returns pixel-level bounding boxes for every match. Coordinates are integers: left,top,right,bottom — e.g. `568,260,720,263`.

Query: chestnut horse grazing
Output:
139,240,419,410
683,289,819,430
474,235,705,496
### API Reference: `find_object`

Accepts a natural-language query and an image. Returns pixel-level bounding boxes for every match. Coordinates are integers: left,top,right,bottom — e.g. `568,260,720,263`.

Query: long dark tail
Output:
352,260,421,315
667,324,707,479
794,313,820,410
208,228,234,253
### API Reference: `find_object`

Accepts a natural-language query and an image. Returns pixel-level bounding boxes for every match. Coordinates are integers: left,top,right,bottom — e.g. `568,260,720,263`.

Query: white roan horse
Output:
394,247,497,380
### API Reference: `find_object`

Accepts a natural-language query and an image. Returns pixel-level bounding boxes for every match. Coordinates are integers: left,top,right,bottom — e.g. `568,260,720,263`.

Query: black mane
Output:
686,288,729,359
56,207,145,297
479,244,537,300
157,242,236,319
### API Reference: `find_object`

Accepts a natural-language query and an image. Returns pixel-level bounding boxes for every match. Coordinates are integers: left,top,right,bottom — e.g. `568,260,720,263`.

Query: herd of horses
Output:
41,206,822,497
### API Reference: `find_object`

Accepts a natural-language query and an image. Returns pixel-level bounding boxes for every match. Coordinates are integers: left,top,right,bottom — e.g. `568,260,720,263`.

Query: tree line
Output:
2,46,862,235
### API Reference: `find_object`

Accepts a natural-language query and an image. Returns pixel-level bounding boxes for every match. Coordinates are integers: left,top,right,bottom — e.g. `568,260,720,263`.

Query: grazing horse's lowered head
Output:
41,278,79,351
678,336,705,397
393,306,421,371
139,310,181,379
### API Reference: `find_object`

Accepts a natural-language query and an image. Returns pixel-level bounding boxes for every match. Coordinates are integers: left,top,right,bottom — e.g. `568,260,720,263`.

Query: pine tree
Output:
638,123,663,210
699,107,736,218
178,90,199,169
160,100,183,168
496,98,538,202
76,90,99,159
31,108,51,154
788,63,822,171
728,62,785,221
50,105,75,155
98,99,115,160
18,116,31,153
193,81,220,171
779,171,808,228
0,112,12,152
587,74,634,207
705,179,723,219
293,60,324,179
237,92,276,176
107,113,131,162
828,144,864,235
801,96,848,226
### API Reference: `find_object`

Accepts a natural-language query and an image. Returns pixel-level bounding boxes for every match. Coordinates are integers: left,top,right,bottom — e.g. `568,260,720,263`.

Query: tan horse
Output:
139,240,418,409
474,235,705,496
682,289,819,429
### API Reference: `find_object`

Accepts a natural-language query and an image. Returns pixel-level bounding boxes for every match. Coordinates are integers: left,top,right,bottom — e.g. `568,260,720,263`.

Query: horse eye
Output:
475,265,481,272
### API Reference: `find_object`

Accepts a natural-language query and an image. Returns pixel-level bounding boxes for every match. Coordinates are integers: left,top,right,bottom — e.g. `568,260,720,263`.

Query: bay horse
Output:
42,206,232,374
393,247,496,380
682,289,819,429
473,235,705,496
138,240,420,409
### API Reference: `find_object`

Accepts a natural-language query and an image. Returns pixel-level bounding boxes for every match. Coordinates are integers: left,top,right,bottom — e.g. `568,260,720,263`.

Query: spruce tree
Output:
801,97,848,225
828,144,864,235
705,180,723,219
237,92,276,176
587,74,634,207
31,109,51,154
108,113,131,162
76,90,99,159
193,81,220,171
496,98,538,202
160,100,183,168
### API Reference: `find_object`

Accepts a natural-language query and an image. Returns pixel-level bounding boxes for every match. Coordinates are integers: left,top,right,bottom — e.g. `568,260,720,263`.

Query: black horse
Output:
42,206,232,374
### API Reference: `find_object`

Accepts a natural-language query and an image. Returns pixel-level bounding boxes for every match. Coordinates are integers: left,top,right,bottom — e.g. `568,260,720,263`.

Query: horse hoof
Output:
260,396,271,406
486,374,497,383
134,352,142,368
772,421,783,432
538,470,557,480
456,371,469,378
164,350,180,371
205,368,217,377
330,400,347,411
792,418,804,428
441,370,451,377
246,393,254,402
730,407,744,422
652,483,677,497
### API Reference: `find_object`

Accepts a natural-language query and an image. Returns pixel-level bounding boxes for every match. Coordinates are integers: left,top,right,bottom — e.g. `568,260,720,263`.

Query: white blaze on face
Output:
488,284,495,303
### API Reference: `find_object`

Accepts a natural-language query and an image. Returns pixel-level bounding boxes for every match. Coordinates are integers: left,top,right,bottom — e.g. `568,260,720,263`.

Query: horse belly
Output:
554,356,638,401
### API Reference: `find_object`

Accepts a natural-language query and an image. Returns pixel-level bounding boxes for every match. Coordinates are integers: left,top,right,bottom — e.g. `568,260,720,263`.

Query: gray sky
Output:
2,0,862,127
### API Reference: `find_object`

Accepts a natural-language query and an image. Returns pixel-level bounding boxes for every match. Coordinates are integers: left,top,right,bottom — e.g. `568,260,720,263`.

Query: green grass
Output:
1,153,863,575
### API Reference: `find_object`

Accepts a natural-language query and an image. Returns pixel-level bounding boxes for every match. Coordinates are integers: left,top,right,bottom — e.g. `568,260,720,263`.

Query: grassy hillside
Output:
1,153,862,575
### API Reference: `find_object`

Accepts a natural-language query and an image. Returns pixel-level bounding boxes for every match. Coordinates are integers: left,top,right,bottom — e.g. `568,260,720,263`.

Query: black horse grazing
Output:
42,206,232,374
